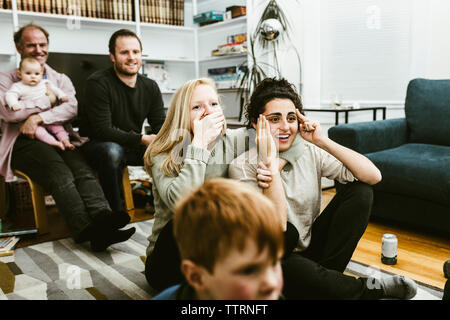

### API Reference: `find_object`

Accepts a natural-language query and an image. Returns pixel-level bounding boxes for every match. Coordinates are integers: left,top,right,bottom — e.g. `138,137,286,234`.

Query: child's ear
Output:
16,69,22,79
181,260,207,291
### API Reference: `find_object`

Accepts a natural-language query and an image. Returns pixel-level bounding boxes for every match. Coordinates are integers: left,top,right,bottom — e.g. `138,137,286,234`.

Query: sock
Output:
113,210,131,229
443,280,449,300
90,227,136,252
379,275,417,299
93,209,130,230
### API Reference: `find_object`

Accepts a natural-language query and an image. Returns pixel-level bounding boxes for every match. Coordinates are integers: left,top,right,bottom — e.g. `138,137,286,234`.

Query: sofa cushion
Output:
366,143,450,207
405,78,450,146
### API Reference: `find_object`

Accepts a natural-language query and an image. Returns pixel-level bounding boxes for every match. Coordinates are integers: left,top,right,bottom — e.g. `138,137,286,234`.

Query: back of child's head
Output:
173,178,284,274
19,57,41,71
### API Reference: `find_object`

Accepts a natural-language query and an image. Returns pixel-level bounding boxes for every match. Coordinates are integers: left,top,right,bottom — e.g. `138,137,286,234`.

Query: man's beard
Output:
115,63,141,77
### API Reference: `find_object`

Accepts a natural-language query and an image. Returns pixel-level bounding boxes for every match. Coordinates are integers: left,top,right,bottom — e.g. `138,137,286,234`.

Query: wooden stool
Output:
122,167,135,220
13,169,49,235
12,168,135,234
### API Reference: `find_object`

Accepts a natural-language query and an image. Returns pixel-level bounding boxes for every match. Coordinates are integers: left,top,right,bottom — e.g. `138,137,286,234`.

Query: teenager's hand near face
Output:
296,109,325,146
255,114,288,231
295,110,382,185
256,115,278,173
192,111,225,149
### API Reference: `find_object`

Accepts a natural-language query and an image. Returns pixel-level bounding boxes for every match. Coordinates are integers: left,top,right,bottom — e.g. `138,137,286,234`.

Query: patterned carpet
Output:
0,219,443,300
0,220,157,300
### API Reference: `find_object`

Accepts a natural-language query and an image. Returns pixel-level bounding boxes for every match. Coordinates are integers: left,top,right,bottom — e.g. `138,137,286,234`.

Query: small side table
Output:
303,106,387,125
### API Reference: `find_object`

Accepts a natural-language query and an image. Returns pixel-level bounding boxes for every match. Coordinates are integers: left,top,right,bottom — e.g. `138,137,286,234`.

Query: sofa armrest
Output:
328,118,408,154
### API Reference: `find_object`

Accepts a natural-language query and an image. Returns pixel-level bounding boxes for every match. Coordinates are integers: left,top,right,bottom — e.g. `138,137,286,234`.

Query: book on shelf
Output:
159,0,165,24
127,0,132,21
0,236,20,257
92,0,98,18
156,0,163,24
168,0,174,25
178,0,184,26
49,0,55,13
163,0,169,24
98,0,105,19
226,5,246,19
227,33,247,44
118,0,123,20
4,0,178,24
149,0,156,24
212,42,247,56
122,0,125,20
107,0,112,20
80,0,86,17
25,0,32,11
54,0,61,14
95,0,101,18
140,0,147,23
3,0,12,9
194,10,224,25
86,0,92,17
0,225,38,237
208,65,247,90
60,0,66,15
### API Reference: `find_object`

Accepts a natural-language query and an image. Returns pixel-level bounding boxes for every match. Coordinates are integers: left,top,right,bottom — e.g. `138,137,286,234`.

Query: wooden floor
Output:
322,189,450,290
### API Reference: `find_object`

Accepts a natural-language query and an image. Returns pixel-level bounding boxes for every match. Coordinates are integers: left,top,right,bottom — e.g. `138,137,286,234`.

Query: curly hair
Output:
244,77,304,128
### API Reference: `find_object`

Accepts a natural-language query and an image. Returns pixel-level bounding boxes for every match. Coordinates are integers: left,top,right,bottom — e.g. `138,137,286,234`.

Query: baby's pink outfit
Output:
35,123,69,145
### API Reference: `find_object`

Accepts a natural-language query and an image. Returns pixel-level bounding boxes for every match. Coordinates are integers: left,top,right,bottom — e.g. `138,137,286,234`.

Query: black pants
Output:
11,136,111,242
282,181,382,299
82,140,146,212
444,280,450,300
145,181,383,299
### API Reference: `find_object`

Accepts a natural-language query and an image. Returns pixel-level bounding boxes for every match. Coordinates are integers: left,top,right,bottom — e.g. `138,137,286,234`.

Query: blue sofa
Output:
328,78,450,235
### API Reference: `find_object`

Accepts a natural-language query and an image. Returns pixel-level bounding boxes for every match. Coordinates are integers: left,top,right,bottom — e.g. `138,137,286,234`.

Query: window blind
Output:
320,0,412,103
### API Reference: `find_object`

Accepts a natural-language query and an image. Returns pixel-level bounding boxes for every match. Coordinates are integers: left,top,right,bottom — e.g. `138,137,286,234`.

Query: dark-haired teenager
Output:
79,29,165,217
229,77,417,299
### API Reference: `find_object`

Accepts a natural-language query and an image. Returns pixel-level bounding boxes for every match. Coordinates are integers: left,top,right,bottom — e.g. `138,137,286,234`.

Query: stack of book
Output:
0,236,20,257
193,10,223,26
14,0,134,21
212,32,247,56
225,5,246,19
2,0,12,9
139,0,184,26
208,65,247,90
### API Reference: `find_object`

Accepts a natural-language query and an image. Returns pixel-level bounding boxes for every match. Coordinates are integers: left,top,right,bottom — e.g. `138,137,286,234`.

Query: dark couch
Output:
328,78,450,234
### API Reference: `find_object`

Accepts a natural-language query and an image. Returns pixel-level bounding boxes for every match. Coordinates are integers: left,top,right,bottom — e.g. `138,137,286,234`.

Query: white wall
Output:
427,0,450,79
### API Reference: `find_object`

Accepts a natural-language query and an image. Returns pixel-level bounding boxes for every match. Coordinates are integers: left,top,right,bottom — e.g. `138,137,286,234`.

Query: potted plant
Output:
237,0,302,121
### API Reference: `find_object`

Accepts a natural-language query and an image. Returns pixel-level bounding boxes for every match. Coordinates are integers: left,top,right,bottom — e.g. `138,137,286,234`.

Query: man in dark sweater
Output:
79,29,165,222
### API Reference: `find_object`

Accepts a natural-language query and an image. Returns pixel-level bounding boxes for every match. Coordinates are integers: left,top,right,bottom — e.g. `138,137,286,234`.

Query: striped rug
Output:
0,220,158,300
0,219,443,300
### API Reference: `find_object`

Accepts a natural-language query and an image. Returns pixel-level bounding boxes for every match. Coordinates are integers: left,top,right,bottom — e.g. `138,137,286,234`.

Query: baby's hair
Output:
19,57,42,71
173,178,284,273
